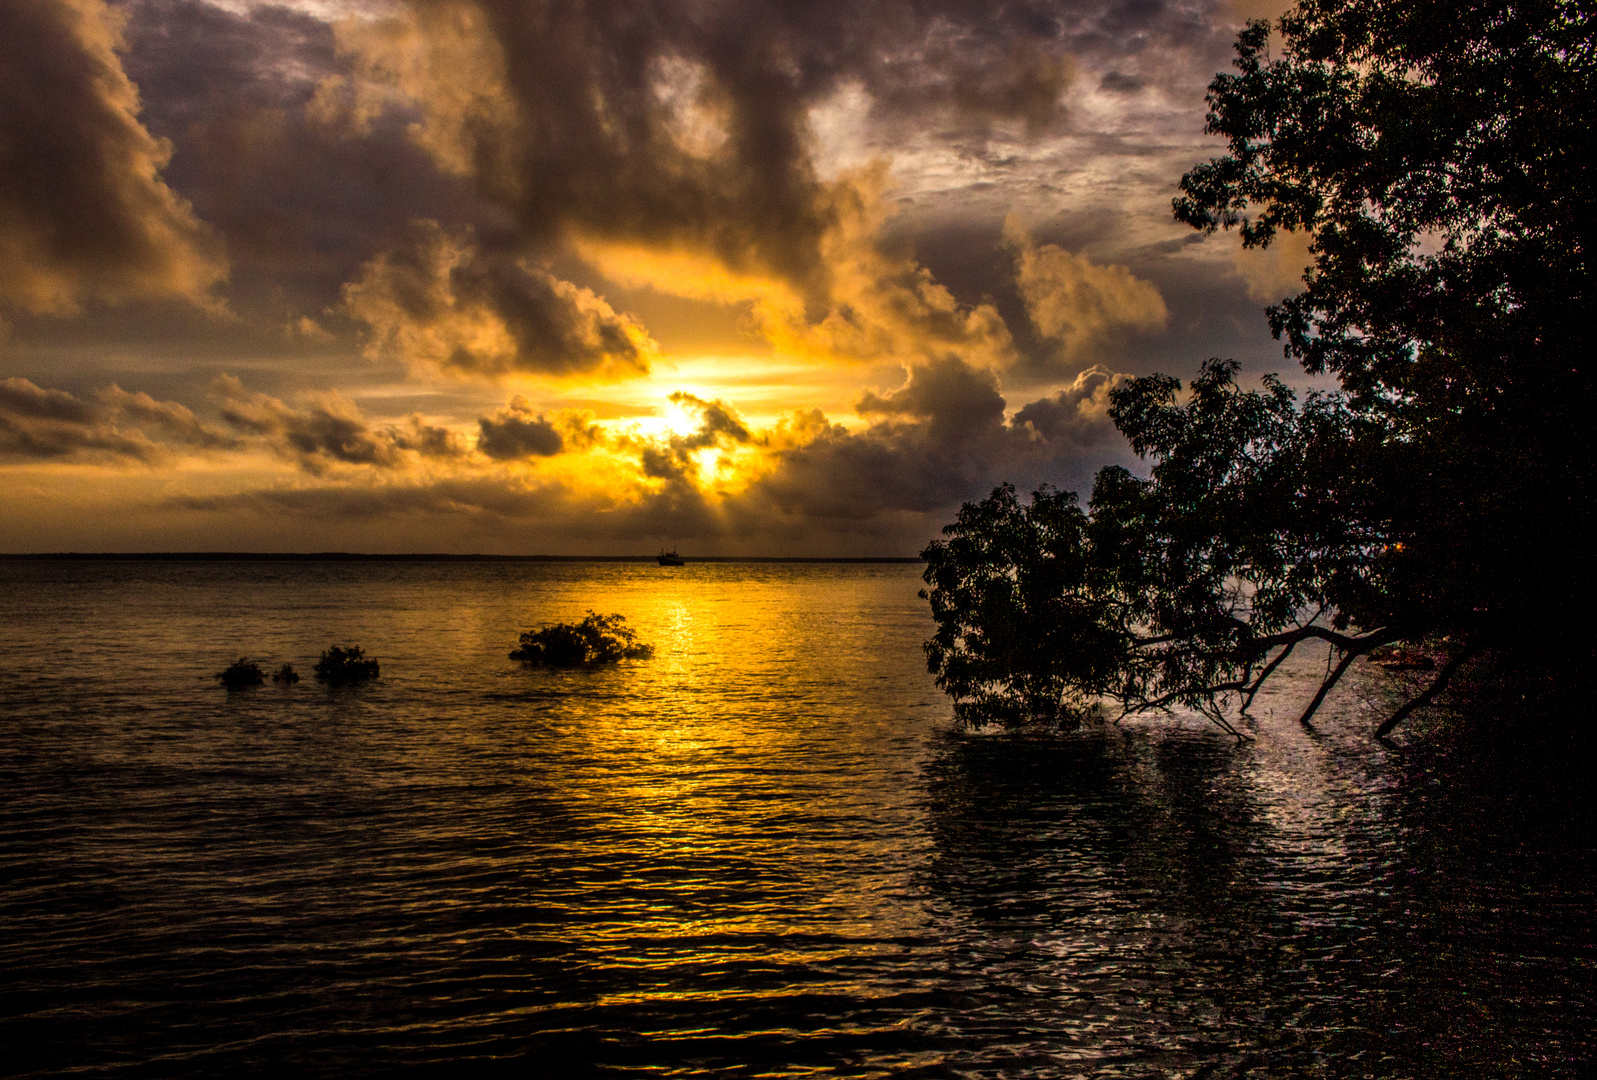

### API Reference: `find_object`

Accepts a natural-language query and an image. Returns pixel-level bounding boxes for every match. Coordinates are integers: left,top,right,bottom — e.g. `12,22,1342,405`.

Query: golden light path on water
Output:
0,558,1591,1076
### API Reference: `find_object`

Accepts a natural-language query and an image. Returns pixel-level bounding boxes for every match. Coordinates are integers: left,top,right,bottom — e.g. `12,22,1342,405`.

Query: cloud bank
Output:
0,0,1291,553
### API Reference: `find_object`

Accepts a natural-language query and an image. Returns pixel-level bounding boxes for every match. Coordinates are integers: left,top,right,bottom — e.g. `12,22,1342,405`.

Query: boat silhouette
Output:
658,546,686,566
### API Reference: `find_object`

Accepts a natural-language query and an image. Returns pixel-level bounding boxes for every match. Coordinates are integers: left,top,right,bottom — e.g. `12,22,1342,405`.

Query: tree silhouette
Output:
925,0,1594,735
314,645,379,684
217,658,266,689
510,612,655,666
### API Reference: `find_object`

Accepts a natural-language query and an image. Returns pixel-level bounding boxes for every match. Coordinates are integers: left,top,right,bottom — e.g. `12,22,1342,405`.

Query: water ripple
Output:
0,559,1591,1076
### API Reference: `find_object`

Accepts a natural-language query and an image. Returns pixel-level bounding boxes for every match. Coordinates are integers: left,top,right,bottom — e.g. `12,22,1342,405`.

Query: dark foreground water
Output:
0,559,1591,1077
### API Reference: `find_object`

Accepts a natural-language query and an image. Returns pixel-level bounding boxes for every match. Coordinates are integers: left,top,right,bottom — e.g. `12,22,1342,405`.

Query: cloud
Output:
343,219,657,378
1006,218,1168,373
0,0,225,313
389,413,469,458
1230,226,1315,303
476,395,563,459
745,358,1016,524
314,2,519,182
856,354,1007,443
634,392,756,484
329,1,1082,301
798,168,1018,367
215,374,462,473
0,0,1281,556
740,355,1142,531
575,164,1019,373
0,377,234,461
855,356,1002,424
867,37,1075,136
668,392,753,446
1012,365,1126,448
125,355,1147,554
87,0,1202,374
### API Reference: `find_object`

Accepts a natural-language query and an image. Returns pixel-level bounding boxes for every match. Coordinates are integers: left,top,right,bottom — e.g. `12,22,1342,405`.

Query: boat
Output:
657,547,686,567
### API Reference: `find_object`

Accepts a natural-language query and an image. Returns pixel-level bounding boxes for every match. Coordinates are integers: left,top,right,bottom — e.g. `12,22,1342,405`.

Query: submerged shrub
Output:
272,663,301,684
217,658,266,688
315,645,380,684
510,612,655,667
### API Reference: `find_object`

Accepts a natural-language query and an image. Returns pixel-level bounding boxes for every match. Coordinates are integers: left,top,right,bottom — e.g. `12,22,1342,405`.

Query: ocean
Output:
0,558,1591,1076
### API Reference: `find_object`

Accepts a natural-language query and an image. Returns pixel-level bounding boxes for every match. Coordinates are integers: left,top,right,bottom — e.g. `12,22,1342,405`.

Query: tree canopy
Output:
923,0,1594,735
510,612,655,667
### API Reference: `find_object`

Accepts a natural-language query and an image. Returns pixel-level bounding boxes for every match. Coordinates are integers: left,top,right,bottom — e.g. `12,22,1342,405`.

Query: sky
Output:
0,0,1305,555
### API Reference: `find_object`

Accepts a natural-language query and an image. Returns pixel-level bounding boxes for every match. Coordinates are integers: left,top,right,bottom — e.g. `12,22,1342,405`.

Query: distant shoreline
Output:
0,552,925,564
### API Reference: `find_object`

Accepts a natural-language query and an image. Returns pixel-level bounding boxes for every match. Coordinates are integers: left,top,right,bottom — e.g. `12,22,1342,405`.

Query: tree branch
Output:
1241,640,1298,711
1375,645,1473,737
1254,624,1399,653
1296,644,1362,729
1132,620,1398,654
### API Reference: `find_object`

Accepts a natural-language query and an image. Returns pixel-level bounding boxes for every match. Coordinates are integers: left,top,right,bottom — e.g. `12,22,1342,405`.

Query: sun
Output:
631,393,711,441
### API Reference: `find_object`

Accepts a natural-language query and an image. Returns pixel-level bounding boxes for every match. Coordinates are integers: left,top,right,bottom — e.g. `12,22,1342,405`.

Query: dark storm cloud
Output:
342,219,654,377
80,0,1244,352
215,375,462,473
477,396,564,459
856,354,1007,441
0,376,234,460
0,0,225,314
1012,366,1126,447
348,0,1229,301
110,0,476,319
750,356,1135,525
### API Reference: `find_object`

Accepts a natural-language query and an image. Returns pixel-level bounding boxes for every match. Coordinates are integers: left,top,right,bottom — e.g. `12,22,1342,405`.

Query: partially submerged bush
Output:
272,663,301,684
315,645,380,684
218,658,266,688
510,612,654,667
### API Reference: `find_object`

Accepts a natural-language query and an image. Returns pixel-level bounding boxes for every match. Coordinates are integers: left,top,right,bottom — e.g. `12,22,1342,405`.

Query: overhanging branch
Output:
1375,645,1473,737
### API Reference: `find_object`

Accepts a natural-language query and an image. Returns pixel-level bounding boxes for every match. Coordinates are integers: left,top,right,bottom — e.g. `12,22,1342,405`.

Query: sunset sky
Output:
1,0,1302,555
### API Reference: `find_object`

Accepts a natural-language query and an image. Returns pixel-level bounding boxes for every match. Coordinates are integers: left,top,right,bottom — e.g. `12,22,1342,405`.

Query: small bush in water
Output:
314,645,380,684
218,658,266,688
272,663,301,684
510,612,654,666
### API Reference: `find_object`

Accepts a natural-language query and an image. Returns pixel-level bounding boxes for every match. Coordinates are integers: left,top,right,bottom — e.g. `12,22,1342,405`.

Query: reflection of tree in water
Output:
916,726,1270,1075
915,723,1597,1076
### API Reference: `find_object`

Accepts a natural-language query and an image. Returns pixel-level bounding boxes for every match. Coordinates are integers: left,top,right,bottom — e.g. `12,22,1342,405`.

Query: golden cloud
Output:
342,220,658,380
1006,218,1168,370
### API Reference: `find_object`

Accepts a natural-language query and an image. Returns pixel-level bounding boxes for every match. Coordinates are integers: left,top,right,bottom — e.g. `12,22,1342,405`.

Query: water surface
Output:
0,560,1591,1076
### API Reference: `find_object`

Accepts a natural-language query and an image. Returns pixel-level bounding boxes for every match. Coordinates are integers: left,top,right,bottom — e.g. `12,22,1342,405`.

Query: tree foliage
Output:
510,612,655,667
924,0,1594,734
315,645,380,684
217,658,266,689
921,484,1126,727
